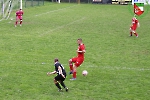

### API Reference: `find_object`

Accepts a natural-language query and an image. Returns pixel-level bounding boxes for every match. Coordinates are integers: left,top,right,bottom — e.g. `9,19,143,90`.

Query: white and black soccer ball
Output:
82,70,88,76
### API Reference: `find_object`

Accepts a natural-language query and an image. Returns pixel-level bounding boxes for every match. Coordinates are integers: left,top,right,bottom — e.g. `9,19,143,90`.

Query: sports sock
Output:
73,71,76,78
134,32,138,36
60,81,66,88
69,64,73,72
55,83,61,89
130,32,132,36
20,21,22,25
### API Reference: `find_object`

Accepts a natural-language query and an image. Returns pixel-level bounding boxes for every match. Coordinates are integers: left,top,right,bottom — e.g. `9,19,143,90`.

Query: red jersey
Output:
16,10,23,16
132,17,138,28
77,44,85,58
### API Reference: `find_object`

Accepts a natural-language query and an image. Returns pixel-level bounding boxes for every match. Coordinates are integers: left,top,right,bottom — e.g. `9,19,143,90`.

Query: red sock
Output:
73,72,76,78
130,32,132,36
69,64,73,72
134,32,138,36
20,21,22,24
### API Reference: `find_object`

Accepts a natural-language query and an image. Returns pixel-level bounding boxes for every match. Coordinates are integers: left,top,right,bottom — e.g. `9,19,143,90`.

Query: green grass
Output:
0,2,150,100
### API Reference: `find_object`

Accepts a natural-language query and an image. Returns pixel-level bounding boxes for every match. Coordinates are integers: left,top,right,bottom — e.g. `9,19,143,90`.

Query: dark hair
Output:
77,38,82,41
54,58,59,62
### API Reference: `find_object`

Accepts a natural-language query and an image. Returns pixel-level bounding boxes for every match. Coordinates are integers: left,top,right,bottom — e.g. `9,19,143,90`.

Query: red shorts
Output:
131,26,137,31
71,57,84,67
16,16,22,20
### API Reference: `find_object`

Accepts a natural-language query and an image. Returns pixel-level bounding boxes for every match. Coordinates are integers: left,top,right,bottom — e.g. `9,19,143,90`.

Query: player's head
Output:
54,58,59,62
77,38,82,45
20,9,22,11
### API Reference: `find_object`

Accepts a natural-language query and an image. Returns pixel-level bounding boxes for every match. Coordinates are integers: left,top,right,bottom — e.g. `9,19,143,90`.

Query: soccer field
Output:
0,2,150,100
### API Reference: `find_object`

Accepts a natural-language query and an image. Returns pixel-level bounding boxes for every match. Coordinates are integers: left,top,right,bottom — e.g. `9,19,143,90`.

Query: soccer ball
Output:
82,70,88,76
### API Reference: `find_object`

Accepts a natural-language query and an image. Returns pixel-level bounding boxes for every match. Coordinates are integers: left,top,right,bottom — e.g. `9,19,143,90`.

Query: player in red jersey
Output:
69,38,86,80
15,9,24,27
129,15,140,37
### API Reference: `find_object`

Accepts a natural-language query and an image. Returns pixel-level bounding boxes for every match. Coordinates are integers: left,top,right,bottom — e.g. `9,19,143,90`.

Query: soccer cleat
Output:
20,24,22,26
15,25,17,27
65,87,68,92
70,78,76,81
58,89,63,92
136,35,139,38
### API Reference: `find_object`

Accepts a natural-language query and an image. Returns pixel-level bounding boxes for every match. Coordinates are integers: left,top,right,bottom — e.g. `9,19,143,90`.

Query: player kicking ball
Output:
129,15,140,37
47,58,68,92
69,38,86,80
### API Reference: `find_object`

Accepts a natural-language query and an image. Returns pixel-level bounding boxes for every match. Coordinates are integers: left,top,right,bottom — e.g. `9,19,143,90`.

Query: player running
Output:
15,9,24,27
129,15,140,37
69,38,86,80
47,58,68,92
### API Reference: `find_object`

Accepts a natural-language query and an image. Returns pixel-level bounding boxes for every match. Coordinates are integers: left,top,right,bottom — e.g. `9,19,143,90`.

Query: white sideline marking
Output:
84,65,150,71
35,5,77,17
39,17,86,37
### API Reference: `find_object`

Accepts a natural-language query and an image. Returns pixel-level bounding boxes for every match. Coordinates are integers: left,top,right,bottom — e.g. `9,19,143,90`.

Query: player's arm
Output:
47,70,56,76
58,66,65,78
77,49,86,53
77,45,86,53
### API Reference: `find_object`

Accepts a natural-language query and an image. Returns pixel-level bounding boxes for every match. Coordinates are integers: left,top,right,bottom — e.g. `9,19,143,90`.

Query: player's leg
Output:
69,59,73,74
129,28,132,36
70,58,83,80
59,81,68,92
54,76,62,91
20,16,23,26
20,19,22,26
59,75,68,92
72,65,77,79
134,32,138,37
69,57,77,74
59,75,66,89
131,28,138,37
59,81,66,88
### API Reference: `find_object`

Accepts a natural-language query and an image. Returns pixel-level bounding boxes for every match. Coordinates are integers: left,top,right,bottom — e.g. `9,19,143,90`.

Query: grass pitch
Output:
0,2,150,100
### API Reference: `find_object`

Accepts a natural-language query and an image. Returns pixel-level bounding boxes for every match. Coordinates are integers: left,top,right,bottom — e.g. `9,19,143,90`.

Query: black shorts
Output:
55,74,66,81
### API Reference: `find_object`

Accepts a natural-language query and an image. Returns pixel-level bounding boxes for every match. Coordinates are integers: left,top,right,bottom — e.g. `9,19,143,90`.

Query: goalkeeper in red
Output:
129,15,140,37
15,9,24,27
69,38,86,80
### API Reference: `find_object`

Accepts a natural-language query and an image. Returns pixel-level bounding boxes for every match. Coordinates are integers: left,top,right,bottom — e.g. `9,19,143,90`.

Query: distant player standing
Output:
129,15,140,37
69,38,86,80
47,58,68,92
15,9,24,27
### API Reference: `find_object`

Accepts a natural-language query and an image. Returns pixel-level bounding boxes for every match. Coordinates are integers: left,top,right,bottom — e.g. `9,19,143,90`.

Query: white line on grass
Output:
39,17,86,37
35,5,77,17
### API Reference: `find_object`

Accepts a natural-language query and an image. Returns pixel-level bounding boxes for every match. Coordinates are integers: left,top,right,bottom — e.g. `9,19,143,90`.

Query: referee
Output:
47,58,68,92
